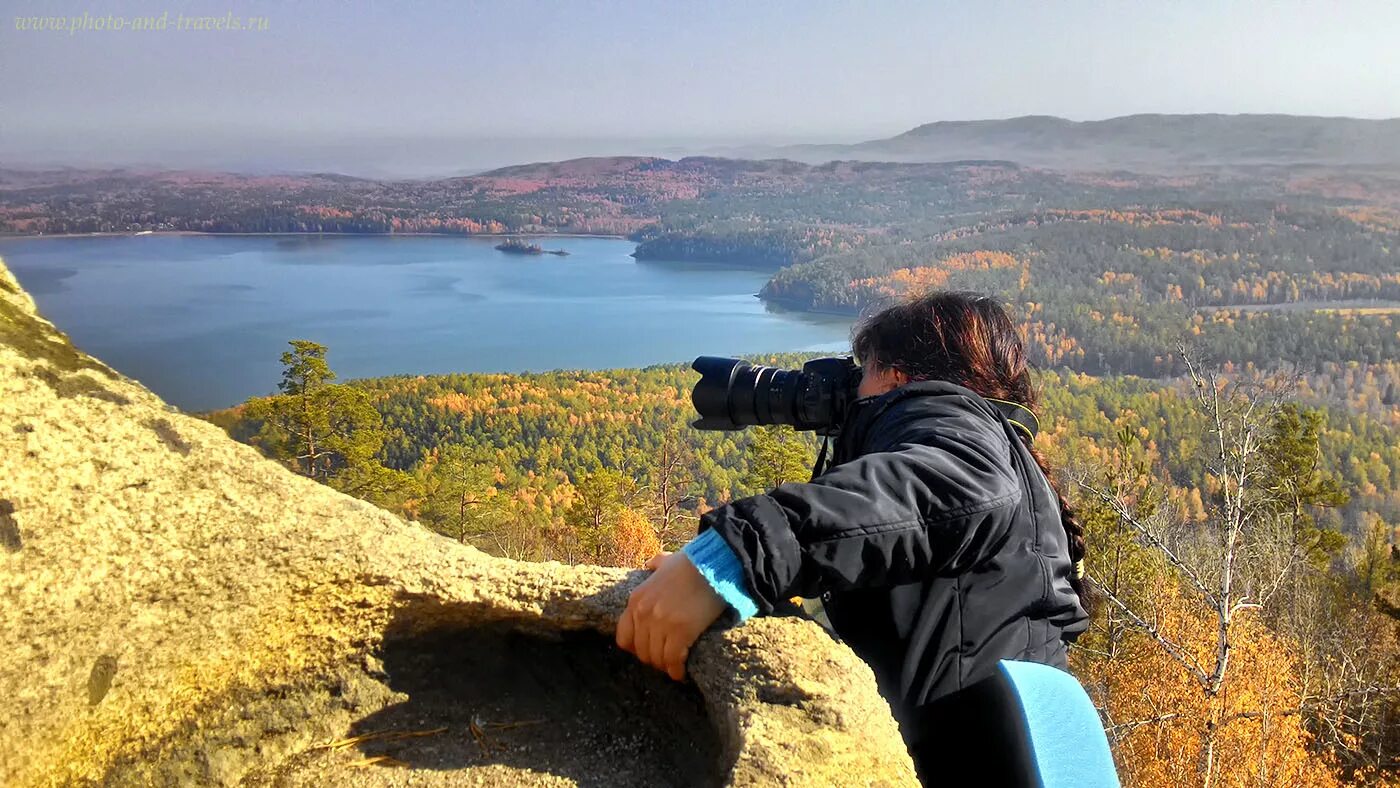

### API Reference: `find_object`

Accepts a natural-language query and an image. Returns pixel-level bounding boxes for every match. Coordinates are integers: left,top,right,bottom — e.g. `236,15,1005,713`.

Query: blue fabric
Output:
681,529,759,622
998,660,1120,788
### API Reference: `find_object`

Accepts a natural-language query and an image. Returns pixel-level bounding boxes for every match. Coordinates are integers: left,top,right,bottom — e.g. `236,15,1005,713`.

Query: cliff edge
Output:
0,257,917,787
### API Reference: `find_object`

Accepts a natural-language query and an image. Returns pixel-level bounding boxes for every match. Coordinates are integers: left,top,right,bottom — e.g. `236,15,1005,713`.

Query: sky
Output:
4,0,1400,175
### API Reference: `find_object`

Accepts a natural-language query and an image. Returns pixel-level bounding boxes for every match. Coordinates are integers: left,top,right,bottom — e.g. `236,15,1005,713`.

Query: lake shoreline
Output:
759,293,860,318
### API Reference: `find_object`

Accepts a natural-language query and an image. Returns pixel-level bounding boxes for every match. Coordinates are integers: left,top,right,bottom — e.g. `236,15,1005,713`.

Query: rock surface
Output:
0,257,918,787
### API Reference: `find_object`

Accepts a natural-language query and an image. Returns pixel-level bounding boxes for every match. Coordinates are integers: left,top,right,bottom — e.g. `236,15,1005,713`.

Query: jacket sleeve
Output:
699,432,1024,614
681,528,759,622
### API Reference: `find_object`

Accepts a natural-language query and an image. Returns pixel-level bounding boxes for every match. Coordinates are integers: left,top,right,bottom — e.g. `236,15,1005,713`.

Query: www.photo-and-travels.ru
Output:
13,11,270,34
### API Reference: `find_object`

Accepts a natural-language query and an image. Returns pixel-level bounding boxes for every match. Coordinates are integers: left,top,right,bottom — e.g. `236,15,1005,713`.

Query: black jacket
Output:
698,380,1089,735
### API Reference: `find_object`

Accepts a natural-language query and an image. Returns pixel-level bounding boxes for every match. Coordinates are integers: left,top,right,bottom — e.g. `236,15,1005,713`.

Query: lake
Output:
0,235,854,411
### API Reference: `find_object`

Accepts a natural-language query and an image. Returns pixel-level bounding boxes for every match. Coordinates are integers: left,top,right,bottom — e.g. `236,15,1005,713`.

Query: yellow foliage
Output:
601,507,662,568
1074,582,1342,787
848,251,1023,299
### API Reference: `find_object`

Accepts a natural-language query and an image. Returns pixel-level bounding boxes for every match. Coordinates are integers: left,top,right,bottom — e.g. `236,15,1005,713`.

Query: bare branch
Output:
1229,602,1262,617
1088,573,1213,689
1077,480,1219,607
1106,713,1182,736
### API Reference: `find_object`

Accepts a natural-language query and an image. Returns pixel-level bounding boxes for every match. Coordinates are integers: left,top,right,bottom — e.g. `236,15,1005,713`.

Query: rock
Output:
0,257,918,787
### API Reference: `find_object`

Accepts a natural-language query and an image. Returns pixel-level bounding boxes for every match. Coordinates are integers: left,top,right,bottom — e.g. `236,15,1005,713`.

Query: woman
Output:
616,290,1091,779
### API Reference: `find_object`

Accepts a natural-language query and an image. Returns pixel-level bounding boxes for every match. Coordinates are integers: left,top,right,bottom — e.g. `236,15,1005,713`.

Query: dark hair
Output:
852,290,1091,608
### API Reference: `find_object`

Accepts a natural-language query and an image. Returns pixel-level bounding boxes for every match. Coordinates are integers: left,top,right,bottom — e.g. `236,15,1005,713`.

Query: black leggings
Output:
902,672,1040,787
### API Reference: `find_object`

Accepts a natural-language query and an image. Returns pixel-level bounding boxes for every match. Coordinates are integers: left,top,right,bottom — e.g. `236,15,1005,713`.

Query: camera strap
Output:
985,398,1040,441
811,434,832,478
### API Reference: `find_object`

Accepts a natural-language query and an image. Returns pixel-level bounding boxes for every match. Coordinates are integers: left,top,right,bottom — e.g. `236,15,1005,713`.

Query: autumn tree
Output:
1072,353,1357,786
562,469,640,564
603,507,663,569
1076,580,1343,787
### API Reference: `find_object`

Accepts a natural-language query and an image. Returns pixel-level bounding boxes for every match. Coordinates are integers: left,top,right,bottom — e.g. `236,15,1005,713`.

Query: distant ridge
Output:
764,114,1400,170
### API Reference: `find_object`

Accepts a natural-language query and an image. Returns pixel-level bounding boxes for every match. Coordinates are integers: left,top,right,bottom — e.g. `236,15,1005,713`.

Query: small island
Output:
495,239,570,257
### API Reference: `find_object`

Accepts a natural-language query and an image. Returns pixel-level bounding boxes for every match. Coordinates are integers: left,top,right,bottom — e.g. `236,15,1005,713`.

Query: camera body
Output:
690,355,862,436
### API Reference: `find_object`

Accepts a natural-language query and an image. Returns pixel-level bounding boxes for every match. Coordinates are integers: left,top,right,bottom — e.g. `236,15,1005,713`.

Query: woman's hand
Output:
616,551,727,681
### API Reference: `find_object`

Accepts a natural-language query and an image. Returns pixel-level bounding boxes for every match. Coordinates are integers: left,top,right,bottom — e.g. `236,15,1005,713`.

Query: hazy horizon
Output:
4,0,1400,175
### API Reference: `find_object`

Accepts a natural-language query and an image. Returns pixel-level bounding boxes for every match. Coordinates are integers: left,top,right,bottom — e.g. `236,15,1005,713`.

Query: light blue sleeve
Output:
681,529,759,622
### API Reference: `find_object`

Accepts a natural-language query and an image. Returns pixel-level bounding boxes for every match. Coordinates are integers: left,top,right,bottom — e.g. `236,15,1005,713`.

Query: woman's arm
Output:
618,428,1023,679
704,434,1023,614
617,390,1026,678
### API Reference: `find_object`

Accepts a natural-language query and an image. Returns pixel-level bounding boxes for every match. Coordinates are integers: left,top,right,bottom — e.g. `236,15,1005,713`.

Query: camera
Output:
689,356,862,436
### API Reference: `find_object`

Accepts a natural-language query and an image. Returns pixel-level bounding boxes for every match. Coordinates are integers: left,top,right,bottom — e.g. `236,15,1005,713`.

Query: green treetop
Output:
245,340,414,508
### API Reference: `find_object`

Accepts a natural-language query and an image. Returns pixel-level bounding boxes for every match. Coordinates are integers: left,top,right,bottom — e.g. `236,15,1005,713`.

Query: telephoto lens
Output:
690,356,861,435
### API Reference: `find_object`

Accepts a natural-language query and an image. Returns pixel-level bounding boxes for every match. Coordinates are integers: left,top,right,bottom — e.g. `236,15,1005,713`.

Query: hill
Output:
764,114,1400,170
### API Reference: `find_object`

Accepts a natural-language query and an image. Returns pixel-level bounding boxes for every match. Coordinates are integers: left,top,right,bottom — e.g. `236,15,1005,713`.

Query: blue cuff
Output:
681,529,759,623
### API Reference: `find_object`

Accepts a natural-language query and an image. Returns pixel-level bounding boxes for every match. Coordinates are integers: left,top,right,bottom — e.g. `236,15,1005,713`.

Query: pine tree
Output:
245,340,414,504
744,426,813,492
1355,514,1398,597
1262,403,1349,567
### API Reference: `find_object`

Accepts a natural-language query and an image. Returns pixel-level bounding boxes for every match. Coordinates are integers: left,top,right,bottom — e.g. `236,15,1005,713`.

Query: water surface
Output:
0,235,853,410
